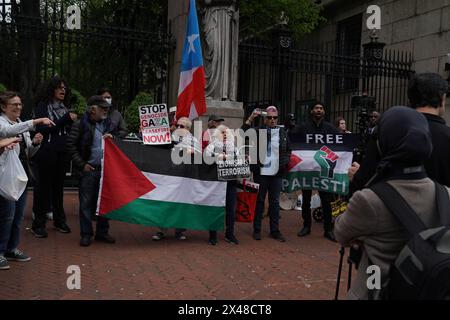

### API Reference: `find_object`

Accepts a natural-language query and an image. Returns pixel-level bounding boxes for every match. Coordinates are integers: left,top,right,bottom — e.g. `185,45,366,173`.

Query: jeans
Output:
32,149,67,228
209,180,237,238
79,170,109,237
301,190,333,232
0,191,27,255
253,175,282,235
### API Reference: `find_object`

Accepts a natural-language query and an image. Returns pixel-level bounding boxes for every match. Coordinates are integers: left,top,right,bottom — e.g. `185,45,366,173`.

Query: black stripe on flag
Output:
288,133,360,151
114,140,219,182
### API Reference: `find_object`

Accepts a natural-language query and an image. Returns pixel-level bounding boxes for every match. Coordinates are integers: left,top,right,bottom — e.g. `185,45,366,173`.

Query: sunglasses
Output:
266,116,278,120
176,124,185,129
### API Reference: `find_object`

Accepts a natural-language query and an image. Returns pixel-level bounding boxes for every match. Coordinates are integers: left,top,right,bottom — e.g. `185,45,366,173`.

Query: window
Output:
335,14,363,92
0,0,13,23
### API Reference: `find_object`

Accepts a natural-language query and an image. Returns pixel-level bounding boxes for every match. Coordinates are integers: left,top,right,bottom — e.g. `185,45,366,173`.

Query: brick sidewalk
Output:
0,191,349,300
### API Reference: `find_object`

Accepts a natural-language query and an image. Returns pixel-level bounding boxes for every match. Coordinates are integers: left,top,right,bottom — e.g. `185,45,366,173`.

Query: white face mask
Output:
105,98,112,105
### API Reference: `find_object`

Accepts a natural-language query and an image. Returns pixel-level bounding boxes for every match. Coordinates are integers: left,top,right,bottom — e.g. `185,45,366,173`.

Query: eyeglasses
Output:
7,103,22,107
176,124,185,129
266,116,278,120
57,86,67,91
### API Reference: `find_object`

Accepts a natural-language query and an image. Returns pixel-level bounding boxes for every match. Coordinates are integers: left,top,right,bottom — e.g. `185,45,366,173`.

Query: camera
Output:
253,108,267,117
351,95,376,111
351,95,377,163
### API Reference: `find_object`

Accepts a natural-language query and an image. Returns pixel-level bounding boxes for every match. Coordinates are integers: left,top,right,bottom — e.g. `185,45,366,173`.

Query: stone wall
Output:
302,0,450,122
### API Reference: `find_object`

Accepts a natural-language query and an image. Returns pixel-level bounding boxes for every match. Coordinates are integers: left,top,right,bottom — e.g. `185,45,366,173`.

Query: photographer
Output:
350,73,450,190
242,106,291,242
335,106,449,300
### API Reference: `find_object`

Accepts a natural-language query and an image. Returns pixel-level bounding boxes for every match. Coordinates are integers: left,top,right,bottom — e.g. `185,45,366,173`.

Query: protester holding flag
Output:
172,117,201,154
66,96,116,247
202,115,224,150
242,106,291,242
295,102,339,242
97,88,128,138
206,124,239,245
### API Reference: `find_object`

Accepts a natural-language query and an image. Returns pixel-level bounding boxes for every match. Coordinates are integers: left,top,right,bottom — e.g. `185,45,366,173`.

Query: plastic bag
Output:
310,193,322,209
295,194,303,210
236,179,259,222
0,150,28,201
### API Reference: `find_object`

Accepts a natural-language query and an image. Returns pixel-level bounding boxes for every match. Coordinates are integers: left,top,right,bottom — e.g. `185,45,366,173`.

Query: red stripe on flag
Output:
287,154,302,171
176,67,206,119
98,139,156,215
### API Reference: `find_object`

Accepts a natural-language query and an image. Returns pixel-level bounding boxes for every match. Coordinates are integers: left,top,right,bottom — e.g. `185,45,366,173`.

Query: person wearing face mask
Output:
96,88,128,138
66,96,116,247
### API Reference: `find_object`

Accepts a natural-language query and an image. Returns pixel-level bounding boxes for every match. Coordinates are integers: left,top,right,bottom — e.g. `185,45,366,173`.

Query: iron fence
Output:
238,29,414,133
0,0,172,118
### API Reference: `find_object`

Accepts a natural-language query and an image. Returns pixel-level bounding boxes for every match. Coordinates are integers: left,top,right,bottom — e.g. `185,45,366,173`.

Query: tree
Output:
238,0,325,41
124,92,154,134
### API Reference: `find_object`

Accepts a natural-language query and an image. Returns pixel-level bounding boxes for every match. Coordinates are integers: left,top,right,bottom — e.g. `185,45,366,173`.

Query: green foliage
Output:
0,83,6,94
70,89,87,117
124,92,154,133
239,0,325,40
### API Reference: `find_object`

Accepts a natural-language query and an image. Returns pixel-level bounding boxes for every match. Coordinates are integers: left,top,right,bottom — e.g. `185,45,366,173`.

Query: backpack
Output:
370,181,450,300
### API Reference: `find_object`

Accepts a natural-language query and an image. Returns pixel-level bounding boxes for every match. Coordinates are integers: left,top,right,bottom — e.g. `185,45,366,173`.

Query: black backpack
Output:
370,181,450,300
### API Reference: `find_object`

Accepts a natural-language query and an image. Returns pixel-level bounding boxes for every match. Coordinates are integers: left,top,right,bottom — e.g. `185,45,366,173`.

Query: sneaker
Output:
252,232,261,240
31,227,48,238
175,232,187,241
5,249,31,262
94,234,116,244
152,231,165,241
224,234,240,245
270,232,286,242
80,236,91,247
0,256,10,270
208,237,218,245
54,222,71,234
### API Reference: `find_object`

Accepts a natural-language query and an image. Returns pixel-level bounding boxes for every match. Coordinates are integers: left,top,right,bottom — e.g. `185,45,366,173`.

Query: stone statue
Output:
200,0,239,101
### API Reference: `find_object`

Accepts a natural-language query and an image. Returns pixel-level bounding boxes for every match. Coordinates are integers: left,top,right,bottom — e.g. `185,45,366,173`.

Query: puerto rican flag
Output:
176,0,207,120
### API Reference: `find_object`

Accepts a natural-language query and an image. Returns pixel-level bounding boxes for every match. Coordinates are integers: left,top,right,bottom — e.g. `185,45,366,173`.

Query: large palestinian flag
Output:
282,133,357,195
97,139,226,231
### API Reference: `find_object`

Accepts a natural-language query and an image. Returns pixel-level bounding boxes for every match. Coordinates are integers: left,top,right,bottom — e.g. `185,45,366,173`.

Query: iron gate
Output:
0,0,172,117
238,29,414,133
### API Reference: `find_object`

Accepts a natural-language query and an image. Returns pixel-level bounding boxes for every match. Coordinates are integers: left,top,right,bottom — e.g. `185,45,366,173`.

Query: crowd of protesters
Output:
1,72,450,300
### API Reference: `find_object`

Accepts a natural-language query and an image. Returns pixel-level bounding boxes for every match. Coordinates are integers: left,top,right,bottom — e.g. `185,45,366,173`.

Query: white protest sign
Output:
139,104,171,145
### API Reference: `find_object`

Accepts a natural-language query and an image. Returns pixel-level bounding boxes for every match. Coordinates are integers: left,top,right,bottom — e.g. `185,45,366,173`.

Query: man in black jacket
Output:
242,106,291,242
350,73,450,189
66,96,116,247
295,102,339,242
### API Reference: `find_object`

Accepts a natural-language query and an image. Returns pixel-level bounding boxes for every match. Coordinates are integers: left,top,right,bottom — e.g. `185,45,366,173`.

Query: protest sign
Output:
217,157,251,181
139,104,171,145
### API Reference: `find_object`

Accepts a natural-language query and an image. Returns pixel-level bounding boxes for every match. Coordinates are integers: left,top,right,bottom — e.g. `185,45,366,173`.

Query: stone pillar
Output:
167,0,189,109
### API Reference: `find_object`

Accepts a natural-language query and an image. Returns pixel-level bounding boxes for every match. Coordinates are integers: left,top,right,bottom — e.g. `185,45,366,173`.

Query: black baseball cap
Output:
208,115,224,122
87,95,111,108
